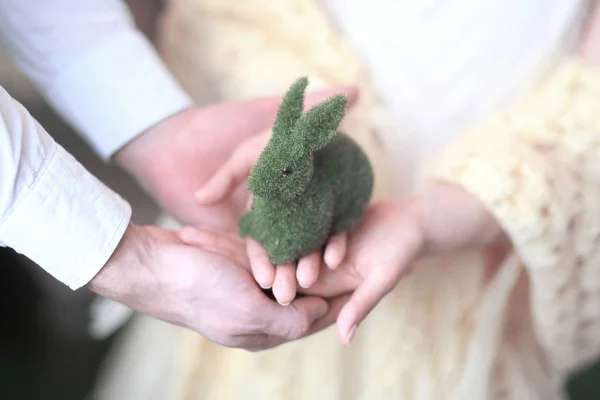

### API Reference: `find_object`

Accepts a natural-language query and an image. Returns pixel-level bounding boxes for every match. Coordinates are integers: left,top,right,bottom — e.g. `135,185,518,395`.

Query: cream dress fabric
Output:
93,1,600,399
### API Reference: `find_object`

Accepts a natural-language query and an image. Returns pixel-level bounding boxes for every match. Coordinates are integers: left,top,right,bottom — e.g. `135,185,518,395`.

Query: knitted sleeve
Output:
425,58,600,374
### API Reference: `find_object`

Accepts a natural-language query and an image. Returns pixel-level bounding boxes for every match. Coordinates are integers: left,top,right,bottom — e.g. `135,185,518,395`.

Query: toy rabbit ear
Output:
273,76,309,138
295,94,347,153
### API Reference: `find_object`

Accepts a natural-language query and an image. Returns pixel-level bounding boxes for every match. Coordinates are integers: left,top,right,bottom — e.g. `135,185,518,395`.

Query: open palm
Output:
299,202,423,344
302,184,507,346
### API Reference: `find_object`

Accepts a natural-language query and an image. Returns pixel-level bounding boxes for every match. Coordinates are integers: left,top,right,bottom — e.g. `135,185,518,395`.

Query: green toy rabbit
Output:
239,76,374,265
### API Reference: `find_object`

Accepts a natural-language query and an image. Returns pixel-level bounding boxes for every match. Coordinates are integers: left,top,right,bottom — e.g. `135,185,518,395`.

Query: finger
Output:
296,250,322,289
272,263,297,306
179,225,240,248
178,226,248,267
193,144,260,205
242,294,345,349
219,86,359,135
245,195,253,211
247,238,276,289
299,265,358,298
196,84,359,205
337,275,397,346
323,233,348,269
305,293,351,336
244,296,348,349
264,295,329,340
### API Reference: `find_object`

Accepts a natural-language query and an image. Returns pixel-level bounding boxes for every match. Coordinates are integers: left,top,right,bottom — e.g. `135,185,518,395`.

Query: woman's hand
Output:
301,183,509,346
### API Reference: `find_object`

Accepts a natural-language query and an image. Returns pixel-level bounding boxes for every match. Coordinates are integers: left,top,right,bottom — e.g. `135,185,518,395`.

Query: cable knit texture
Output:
426,59,600,376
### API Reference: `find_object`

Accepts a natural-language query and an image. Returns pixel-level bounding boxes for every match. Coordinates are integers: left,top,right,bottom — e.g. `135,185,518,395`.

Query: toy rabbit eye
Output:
282,167,293,176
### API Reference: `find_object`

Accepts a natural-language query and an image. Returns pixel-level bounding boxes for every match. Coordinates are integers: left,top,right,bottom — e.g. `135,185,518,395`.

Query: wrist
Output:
414,183,507,254
87,222,146,301
112,107,196,180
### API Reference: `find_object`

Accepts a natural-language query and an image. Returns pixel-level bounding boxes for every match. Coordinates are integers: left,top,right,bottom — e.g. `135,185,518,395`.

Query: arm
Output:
0,85,338,349
0,0,352,349
0,0,360,233
0,0,188,288
0,0,192,160
424,38,600,374
0,86,130,289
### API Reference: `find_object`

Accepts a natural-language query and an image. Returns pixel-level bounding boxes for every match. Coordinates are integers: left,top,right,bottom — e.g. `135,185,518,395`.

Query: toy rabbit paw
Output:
239,76,374,265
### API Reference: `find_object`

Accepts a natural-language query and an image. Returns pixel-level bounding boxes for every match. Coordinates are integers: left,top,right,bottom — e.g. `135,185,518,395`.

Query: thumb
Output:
265,296,329,340
194,134,269,204
218,85,359,135
196,85,358,204
336,275,398,346
305,293,350,336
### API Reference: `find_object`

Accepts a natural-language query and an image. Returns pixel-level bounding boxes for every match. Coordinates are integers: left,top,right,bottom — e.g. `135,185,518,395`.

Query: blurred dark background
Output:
2,1,600,399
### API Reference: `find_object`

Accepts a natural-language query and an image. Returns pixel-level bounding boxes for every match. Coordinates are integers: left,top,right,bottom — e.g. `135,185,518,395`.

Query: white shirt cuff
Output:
43,28,193,160
0,142,131,289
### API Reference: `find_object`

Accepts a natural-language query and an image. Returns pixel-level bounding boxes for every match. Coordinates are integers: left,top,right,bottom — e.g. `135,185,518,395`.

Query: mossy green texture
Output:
239,76,374,264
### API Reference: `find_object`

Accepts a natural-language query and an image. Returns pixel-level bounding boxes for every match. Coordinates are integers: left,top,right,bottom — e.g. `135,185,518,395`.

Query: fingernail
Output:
259,278,272,290
298,280,312,289
345,325,357,346
279,301,290,306
324,255,337,270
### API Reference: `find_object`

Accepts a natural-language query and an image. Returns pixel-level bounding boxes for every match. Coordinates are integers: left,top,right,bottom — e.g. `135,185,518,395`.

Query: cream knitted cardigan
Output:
157,1,600,399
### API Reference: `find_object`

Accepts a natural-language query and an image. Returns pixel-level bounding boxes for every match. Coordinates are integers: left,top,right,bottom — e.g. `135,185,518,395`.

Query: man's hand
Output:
112,88,357,231
88,223,347,351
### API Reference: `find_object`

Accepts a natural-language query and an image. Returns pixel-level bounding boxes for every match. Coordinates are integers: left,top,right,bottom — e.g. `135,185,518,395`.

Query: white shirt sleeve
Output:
0,86,131,289
0,0,193,160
